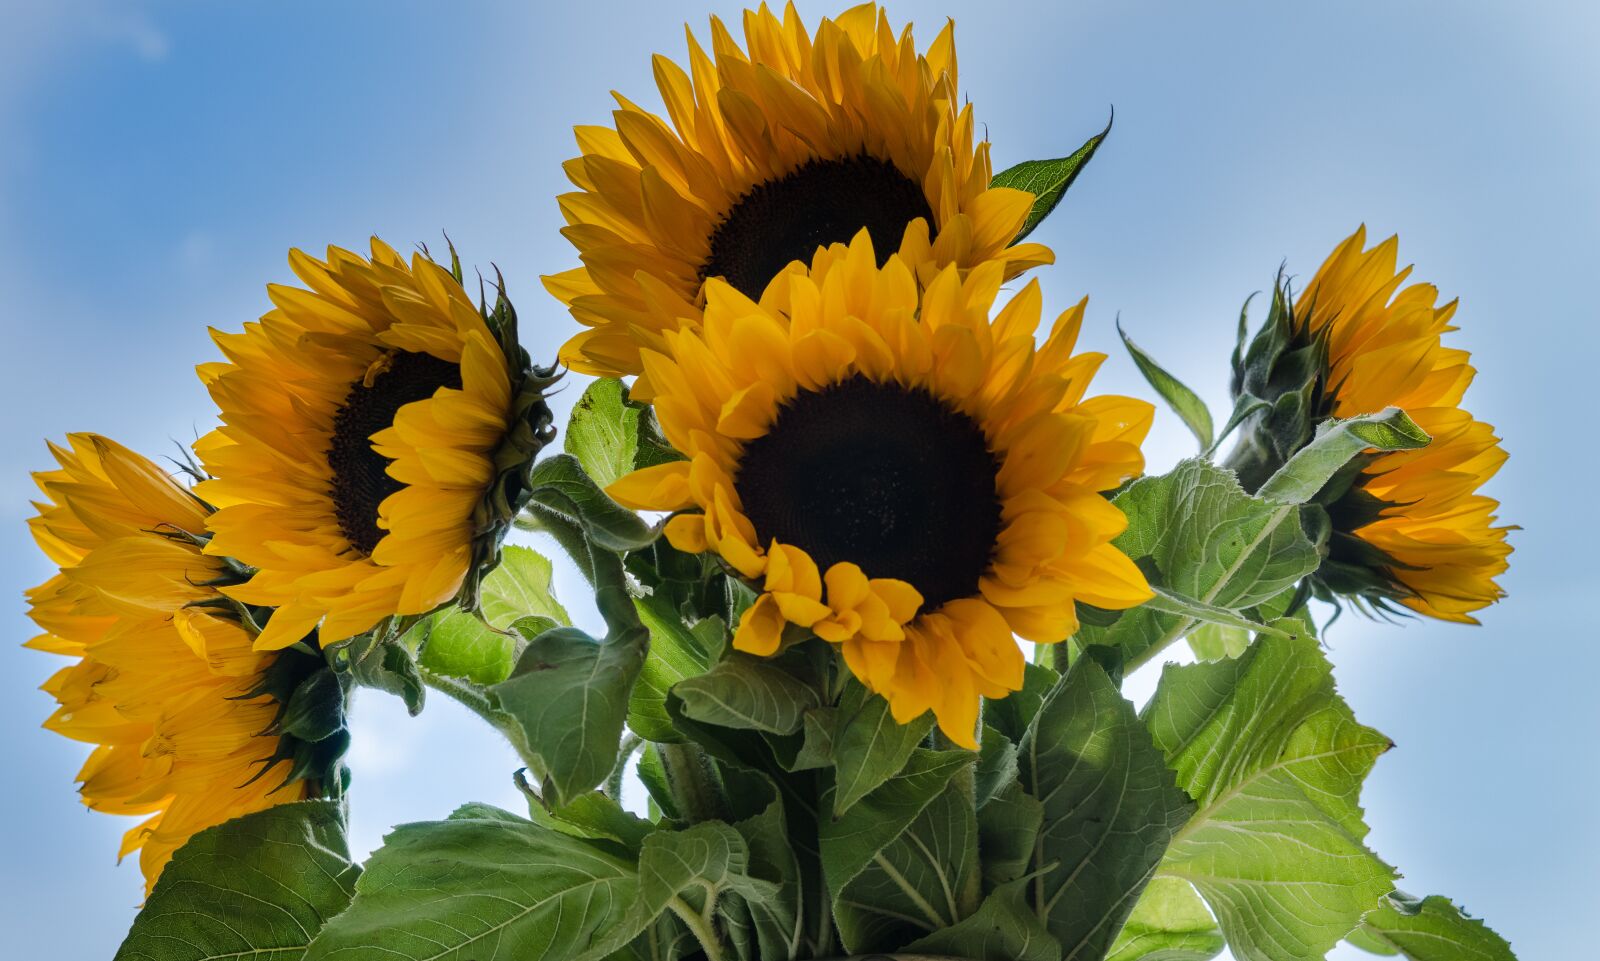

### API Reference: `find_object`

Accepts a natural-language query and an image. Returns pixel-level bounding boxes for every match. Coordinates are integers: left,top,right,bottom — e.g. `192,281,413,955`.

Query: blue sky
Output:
1,1,1594,957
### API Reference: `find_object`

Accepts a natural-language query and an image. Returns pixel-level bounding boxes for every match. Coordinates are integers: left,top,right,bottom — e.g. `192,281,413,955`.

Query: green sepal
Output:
238,627,352,798
452,262,562,615
1224,277,1330,492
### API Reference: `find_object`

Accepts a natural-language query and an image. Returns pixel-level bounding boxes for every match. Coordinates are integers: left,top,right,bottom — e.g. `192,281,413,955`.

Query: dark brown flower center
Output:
702,154,934,300
733,376,1001,613
328,350,462,555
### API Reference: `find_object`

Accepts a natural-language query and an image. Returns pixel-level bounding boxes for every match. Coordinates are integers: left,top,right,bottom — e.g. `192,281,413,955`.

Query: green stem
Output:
607,733,643,800
667,894,727,961
419,669,545,778
658,741,721,823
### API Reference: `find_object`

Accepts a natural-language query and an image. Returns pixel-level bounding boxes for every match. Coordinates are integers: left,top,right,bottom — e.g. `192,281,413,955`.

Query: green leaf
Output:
905,879,1063,961
1145,635,1397,961
566,378,642,489
303,815,642,961
1355,892,1517,961
1255,408,1431,504
986,661,1058,744
1019,659,1194,961
719,795,804,961
629,593,713,743
1119,322,1214,451
764,705,837,772
991,114,1112,241
672,653,821,735
977,780,1042,888
450,801,528,823
637,822,760,917
974,724,1020,807
1078,458,1320,671
417,609,523,685
481,545,571,628
831,678,934,816
1189,586,1316,662
1105,877,1225,961
526,453,655,554
1143,586,1295,638
116,801,360,961
1185,621,1250,662
819,749,972,895
832,778,980,952
350,639,425,714
529,790,654,855
492,624,648,807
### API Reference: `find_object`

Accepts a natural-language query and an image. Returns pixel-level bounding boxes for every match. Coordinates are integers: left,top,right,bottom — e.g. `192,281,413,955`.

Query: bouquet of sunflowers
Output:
25,6,1516,961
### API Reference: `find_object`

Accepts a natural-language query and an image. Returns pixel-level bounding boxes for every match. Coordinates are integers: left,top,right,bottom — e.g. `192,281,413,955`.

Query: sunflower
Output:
1230,227,1512,622
195,239,557,650
546,2,1054,384
25,434,335,893
605,231,1152,746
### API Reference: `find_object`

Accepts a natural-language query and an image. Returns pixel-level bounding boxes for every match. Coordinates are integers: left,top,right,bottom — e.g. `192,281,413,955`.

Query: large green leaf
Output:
629,593,714,742
565,377,642,489
1104,877,1224,961
1077,458,1320,671
673,653,821,735
416,609,517,686
564,377,681,491
990,115,1112,241
719,795,804,961
304,811,642,961
1255,408,1430,504
492,623,648,807
832,779,980,953
831,678,934,816
1145,635,1397,961
528,790,654,855
976,780,1042,889
818,748,972,894
904,879,1062,961
481,545,571,628
637,822,769,917
115,801,360,961
1019,659,1194,961
526,453,655,554
1120,322,1214,451
1353,892,1517,961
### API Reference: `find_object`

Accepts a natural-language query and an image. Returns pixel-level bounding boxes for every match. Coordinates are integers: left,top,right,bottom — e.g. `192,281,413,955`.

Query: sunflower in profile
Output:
196,239,557,650
547,2,1054,384
1230,227,1512,622
606,231,1152,746
25,434,338,892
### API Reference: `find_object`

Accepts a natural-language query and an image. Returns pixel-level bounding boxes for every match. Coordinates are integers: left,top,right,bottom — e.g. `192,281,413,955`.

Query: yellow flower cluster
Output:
1296,228,1512,622
27,436,308,893
22,3,1514,902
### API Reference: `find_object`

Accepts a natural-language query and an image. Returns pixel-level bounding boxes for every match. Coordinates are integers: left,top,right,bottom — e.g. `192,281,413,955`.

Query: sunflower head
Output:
25,434,346,892
196,239,558,650
545,2,1054,384
606,230,1152,746
1228,227,1513,622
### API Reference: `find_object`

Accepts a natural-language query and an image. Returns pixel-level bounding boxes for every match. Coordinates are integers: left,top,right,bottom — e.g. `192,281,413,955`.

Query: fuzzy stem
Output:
419,669,545,777
667,894,727,961
658,741,721,822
